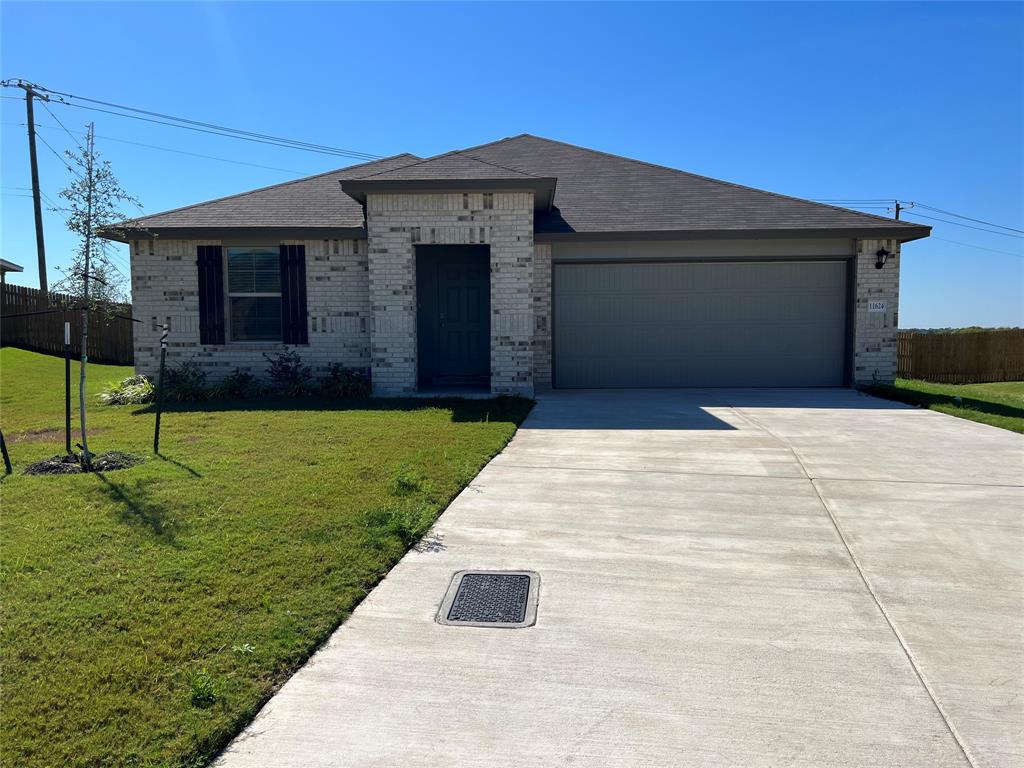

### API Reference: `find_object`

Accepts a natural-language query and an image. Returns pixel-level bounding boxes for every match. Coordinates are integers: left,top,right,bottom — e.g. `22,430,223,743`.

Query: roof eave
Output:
100,225,369,243
535,225,931,244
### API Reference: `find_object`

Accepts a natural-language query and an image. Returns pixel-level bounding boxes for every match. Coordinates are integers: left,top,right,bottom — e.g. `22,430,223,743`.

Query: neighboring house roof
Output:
110,134,929,242
0,259,25,273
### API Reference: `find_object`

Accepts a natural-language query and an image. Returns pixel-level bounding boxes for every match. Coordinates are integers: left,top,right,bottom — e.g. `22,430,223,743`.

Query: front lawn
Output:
0,347,532,768
866,378,1024,433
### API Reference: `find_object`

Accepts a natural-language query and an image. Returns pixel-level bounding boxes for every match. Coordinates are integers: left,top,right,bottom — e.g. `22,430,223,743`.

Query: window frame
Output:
223,245,283,344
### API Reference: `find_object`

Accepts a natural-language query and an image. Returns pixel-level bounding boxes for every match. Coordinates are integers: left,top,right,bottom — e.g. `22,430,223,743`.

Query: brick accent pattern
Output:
365,192,535,396
129,238,370,381
853,238,901,384
532,244,552,389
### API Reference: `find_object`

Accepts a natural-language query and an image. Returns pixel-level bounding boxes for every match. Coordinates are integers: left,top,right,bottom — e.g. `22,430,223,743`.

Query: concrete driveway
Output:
217,389,1023,768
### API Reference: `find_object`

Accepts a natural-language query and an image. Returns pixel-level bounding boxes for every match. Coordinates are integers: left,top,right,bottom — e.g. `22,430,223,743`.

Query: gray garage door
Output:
553,261,848,388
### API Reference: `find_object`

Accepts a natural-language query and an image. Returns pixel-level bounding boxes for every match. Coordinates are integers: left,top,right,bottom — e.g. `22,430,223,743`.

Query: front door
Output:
416,245,490,389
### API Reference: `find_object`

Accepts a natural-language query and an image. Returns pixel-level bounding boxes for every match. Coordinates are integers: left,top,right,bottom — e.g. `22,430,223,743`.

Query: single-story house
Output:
108,134,929,397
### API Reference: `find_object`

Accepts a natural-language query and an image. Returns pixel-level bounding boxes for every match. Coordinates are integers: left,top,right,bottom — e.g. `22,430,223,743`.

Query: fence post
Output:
153,325,168,454
64,319,72,455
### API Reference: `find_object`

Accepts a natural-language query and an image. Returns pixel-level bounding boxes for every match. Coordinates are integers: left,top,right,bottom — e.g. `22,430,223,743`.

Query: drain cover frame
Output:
436,570,540,629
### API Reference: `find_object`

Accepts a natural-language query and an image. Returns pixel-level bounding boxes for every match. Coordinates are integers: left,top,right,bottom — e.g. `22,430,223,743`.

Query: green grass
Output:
866,378,1024,433
0,347,533,768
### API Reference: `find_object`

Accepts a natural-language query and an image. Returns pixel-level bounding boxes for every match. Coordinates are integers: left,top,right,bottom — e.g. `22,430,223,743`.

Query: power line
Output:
35,123,309,175
900,210,1023,239
908,202,1024,235
930,236,1023,259
34,86,382,161
33,131,83,179
41,87,381,159
39,100,85,153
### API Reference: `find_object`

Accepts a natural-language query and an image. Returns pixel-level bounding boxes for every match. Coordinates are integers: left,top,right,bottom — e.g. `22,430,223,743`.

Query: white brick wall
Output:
130,232,902,392
365,191,535,397
129,238,370,381
853,238,901,384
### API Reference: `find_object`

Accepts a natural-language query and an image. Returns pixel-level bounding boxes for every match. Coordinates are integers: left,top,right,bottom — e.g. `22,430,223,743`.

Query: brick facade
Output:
129,237,370,381
128,230,901,394
853,237,901,385
364,191,535,397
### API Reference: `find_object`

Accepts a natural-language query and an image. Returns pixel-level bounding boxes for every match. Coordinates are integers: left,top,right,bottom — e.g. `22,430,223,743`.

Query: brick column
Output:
853,238,900,384
365,191,535,397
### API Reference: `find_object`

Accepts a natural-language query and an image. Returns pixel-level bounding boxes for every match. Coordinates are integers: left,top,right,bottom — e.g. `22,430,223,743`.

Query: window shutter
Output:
196,245,225,345
279,244,308,345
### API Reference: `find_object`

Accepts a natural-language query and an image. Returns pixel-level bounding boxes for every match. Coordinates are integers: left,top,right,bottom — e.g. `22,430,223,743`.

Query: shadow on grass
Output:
156,452,203,478
94,472,183,545
865,385,1024,421
130,395,534,424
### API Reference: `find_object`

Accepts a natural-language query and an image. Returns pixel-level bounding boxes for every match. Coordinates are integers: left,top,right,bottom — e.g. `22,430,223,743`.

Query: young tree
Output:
52,123,140,468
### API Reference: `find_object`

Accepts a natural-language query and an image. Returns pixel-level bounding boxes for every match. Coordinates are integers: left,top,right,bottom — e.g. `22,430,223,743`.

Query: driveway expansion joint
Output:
730,402,980,768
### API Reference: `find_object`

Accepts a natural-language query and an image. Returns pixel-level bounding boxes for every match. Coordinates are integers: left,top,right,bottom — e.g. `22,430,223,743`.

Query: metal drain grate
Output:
437,571,539,628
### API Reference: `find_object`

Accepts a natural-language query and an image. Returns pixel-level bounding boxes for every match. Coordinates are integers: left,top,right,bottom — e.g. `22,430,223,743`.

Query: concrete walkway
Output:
216,389,1023,768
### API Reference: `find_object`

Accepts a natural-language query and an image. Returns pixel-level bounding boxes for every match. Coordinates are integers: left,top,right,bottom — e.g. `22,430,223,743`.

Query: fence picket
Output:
897,329,1024,383
1,284,134,365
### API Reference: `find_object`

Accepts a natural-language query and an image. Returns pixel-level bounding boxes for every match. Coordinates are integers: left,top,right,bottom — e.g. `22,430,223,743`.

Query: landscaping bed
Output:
0,347,532,768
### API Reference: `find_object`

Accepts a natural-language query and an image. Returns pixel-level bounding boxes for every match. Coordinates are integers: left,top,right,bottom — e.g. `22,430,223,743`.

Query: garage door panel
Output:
554,261,847,388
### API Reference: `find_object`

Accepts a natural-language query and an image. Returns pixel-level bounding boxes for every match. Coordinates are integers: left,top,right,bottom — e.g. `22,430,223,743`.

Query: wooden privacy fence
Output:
897,329,1024,383
1,284,134,365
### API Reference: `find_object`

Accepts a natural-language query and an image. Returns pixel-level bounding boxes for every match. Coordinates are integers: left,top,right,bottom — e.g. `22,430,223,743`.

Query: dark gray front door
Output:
416,245,490,388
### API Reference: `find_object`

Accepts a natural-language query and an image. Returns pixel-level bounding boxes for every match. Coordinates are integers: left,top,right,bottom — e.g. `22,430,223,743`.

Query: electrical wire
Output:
930,236,1023,259
38,87,381,159
41,92,382,161
33,131,84,179
908,203,1024,235
39,100,86,153
900,211,1023,239
34,123,309,175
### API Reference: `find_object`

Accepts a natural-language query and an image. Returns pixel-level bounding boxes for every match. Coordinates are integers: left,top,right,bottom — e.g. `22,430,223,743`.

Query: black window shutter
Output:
196,245,225,344
279,244,308,345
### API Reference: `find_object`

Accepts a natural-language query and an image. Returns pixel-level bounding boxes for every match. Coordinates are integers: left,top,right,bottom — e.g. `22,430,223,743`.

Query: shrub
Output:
98,375,155,405
212,368,260,399
319,363,371,398
263,350,312,396
164,360,208,402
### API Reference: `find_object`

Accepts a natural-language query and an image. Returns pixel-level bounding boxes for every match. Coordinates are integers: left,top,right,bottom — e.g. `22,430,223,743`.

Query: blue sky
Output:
2,1,1021,328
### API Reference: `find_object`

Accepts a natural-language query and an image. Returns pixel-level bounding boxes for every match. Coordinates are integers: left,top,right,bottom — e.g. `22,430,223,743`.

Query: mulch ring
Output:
23,451,143,476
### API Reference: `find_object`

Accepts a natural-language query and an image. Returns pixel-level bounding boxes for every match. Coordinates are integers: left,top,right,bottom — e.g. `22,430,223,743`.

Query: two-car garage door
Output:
553,260,848,388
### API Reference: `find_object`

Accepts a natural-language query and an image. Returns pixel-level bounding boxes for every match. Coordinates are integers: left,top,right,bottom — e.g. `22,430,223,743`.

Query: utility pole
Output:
894,200,902,220
6,80,51,302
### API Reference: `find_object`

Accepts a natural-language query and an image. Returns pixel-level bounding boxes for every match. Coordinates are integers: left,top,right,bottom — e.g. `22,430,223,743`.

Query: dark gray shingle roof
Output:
458,135,926,238
124,153,420,231
356,151,538,181
117,135,927,241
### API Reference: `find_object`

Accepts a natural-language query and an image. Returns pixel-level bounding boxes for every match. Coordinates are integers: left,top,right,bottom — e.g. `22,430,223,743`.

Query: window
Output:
227,246,281,341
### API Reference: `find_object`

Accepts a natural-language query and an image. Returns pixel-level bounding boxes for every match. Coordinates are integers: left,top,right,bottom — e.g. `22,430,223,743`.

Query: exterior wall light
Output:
875,247,891,269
